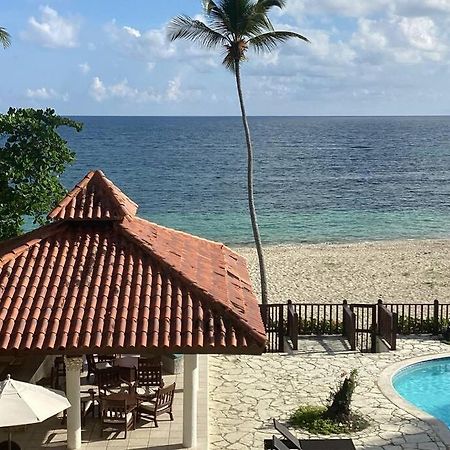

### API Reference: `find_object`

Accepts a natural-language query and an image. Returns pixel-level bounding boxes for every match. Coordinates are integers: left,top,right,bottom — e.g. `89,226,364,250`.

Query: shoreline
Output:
233,238,450,303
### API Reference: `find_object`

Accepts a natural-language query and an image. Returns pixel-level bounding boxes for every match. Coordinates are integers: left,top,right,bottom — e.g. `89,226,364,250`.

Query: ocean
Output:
60,116,450,246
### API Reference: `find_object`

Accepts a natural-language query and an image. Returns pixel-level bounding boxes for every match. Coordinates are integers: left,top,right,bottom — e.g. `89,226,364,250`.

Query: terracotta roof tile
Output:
0,171,266,355
48,170,138,221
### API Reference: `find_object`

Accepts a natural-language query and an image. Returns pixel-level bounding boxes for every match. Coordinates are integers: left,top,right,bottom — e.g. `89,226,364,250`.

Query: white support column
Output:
64,356,83,450
183,354,199,448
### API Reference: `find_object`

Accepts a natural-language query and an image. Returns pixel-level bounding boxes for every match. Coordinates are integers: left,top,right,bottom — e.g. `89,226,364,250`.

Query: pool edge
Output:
378,352,450,446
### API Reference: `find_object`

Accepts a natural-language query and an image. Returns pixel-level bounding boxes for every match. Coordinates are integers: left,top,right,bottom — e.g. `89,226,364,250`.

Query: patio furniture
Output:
264,419,357,450
0,374,70,449
100,397,136,439
62,388,97,426
51,356,66,389
135,357,164,401
273,419,301,449
85,355,97,380
96,367,131,397
137,382,175,427
272,436,290,450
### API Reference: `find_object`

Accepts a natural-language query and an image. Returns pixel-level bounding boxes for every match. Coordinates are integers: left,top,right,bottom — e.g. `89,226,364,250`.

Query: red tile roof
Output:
0,171,266,355
48,170,138,221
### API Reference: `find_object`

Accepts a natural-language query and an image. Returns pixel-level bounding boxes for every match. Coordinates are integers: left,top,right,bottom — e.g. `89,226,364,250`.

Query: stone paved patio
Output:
209,336,450,450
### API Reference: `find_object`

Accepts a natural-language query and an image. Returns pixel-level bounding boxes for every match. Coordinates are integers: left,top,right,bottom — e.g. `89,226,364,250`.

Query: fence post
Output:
342,300,347,336
391,312,398,351
377,299,382,335
433,299,440,335
278,304,284,352
371,304,377,353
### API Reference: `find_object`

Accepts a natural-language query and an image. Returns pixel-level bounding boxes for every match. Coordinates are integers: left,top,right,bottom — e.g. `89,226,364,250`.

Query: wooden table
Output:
106,391,140,411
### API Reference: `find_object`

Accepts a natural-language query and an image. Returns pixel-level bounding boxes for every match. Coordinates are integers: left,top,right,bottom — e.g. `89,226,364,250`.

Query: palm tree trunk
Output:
234,60,269,305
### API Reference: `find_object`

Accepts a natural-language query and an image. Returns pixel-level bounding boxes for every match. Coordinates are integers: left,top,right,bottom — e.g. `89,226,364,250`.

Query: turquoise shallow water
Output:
393,358,450,427
57,116,450,245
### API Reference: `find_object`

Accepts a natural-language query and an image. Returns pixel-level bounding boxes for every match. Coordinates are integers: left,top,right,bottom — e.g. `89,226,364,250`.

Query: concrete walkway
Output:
209,336,450,450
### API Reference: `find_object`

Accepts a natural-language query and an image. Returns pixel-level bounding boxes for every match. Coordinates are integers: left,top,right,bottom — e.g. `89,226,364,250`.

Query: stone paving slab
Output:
209,336,450,450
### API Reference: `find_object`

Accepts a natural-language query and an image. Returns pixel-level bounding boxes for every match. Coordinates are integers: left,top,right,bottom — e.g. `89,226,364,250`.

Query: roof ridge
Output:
0,222,66,267
48,170,138,221
118,218,266,345
93,171,139,218
133,216,225,249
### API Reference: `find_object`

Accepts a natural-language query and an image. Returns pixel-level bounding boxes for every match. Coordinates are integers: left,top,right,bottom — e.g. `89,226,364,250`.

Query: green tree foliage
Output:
169,1,308,304
0,27,11,49
0,108,82,240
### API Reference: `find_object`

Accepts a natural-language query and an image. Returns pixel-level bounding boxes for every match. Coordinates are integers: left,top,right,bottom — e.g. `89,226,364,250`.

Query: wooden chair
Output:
136,358,164,400
97,367,131,397
51,356,66,389
100,397,135,439
86,354,97,380
137,382,175,427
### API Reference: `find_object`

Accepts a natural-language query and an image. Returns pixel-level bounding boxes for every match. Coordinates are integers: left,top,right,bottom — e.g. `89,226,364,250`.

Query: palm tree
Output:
0,27,11,49
0,27,11,48
168,0,308,304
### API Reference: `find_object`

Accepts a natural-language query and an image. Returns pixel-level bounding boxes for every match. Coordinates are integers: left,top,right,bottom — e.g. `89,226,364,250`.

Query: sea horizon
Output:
55,115,450,246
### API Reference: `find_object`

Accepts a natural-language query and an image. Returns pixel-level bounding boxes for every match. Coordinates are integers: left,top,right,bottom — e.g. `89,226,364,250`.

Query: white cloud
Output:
23,6,80,48
90,77,108,102
79,62,91,74
89,77,162,103
123,26,141,38
352,15,448,64
26,87,69,101
166,77,182,102
105,20,176,61
89,76,200,104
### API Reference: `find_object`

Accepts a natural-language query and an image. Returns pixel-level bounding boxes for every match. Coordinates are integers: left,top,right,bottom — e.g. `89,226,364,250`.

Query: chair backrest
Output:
155,382,175,410
273,436,290,450
97,354,116,364
86,354,95,371
273,419,301,449
54,356,65,376
137,362,163,388
100,398,128,422
97,367,122,395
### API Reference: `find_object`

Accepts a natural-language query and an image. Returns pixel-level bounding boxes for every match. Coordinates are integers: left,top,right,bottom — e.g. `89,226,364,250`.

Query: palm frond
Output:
255,0,287,12
0,27,11,49
168,15,229,48
248,30,309,53
203,0,232,34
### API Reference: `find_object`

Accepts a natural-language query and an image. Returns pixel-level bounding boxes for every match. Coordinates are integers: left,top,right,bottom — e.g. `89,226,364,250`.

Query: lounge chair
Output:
273,436,290,450
274,419,301,448
264,419,356,450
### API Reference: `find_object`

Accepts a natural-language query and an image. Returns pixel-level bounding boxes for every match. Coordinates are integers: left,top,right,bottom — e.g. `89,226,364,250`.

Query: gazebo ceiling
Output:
0,170,266,356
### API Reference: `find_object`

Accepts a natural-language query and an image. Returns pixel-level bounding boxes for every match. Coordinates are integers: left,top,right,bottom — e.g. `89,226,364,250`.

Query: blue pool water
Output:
393,358,450,427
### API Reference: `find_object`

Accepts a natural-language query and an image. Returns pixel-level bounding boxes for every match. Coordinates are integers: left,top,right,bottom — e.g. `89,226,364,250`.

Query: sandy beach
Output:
234,239,450,303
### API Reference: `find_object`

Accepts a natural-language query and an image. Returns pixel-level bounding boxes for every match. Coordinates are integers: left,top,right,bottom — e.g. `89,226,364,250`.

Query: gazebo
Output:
0,170,266,449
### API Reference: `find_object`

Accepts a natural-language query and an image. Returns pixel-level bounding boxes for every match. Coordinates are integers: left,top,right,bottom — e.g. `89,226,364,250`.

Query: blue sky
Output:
2,0,450,115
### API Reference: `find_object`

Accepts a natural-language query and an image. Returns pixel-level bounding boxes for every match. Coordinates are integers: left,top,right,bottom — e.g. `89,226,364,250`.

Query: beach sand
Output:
234,239,450,303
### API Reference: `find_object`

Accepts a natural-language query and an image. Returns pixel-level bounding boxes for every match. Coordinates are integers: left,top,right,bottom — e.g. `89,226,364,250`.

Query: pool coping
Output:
378,352,450,446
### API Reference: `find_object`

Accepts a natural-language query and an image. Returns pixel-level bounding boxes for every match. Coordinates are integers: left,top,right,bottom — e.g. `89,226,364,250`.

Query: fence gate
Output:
260,304,285,353
350,304,377,353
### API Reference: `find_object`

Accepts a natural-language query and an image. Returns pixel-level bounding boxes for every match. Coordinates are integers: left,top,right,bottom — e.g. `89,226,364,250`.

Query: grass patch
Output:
290,405,369,435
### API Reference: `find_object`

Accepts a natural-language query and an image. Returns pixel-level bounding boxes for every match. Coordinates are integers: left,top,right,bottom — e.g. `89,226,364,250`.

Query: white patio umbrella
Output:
0,374,71,450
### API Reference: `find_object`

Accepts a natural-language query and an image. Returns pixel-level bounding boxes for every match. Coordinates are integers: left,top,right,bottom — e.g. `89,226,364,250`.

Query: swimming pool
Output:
393,357,450,428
